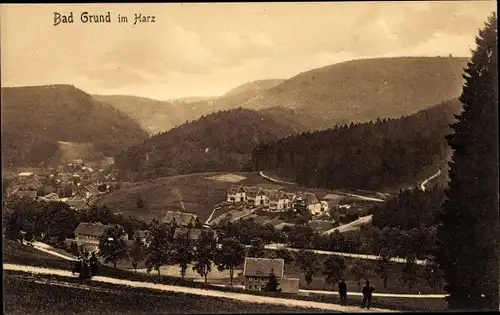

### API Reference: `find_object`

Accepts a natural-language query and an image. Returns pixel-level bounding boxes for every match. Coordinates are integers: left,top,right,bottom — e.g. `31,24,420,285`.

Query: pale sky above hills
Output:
1,2,496,100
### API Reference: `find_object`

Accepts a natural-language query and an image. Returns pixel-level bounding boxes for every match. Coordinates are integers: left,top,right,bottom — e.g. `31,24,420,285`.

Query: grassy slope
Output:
5,273,318,314
4,240,446,311
98,172,336,222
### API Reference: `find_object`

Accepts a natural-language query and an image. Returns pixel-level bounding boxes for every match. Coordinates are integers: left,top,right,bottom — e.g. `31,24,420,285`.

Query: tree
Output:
145,221,171,276
436,12,499,311
323,256,346,290
264,269,282,292
295,249,318,287
423,257,445,294
136,196,145,209
273,248,295,265
98,225,129,269
375,251,391,289
401,254,419,293
214,237,245,286
247,237,265,258
69,241,79,256
193,230,217,283
173,232,194,280
349,260,373,290
130,236,145,273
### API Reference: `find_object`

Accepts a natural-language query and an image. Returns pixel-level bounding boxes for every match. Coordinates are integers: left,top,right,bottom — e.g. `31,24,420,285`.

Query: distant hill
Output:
95,79,285,135
114,108,296,180
98,57,468,134
2,85,148,167
242,57,468,127
223,79,284,97
94,95,219,134
251,98,463,191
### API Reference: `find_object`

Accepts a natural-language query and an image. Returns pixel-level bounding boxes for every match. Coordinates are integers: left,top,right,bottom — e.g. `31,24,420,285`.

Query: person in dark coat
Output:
72,254,81,275
89,252,99,276
79,251,91,279
338,279,348,306
361,280,374,309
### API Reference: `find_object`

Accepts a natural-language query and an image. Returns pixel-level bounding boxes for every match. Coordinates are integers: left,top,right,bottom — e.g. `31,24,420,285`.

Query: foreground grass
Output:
4,240,447,312
5,272,321,314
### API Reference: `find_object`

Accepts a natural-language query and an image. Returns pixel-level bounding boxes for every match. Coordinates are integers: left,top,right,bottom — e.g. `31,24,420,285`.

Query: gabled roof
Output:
163,211,199,226
296,192,320,205
74,222,109,237
243,257,284,278
268,190,286,202
227,185,244,195
65,197,88,209
134,230,150,239
255,184,285,191
173,228,203,241
285,192,296,200
244,187,263,198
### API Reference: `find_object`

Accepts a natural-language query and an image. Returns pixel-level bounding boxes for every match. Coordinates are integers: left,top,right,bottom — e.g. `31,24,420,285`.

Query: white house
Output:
227,185,246,203
244,187,267,206
268,191,288,212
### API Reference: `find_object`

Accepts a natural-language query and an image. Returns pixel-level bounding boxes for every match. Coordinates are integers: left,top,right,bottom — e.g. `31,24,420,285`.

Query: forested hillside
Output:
251,99,462,191
243,57,467,127
114,108,296,180
2,85,148,167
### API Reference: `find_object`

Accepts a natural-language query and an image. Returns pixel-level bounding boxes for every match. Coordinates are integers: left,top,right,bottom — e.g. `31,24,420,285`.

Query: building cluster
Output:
64,209,300,294
6,158,118,211
227,184,327,215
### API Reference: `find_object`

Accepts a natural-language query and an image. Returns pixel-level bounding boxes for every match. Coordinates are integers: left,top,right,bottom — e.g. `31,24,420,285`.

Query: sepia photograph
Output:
1,1,498,313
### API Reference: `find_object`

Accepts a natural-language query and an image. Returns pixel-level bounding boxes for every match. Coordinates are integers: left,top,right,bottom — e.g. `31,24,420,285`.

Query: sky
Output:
1,2,496,100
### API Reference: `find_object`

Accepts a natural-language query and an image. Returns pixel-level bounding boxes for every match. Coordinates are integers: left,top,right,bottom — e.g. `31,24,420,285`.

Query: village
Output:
4,157,119,211
4,162,391,297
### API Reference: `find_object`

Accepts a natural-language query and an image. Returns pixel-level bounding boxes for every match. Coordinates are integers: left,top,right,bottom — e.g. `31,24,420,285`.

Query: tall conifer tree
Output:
437,12,498,311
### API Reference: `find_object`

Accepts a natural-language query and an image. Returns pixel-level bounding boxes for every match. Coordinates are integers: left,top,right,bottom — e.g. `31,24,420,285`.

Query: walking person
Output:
338,279,348,306
361,280,374,309
89,252,99,277
72,254,81,276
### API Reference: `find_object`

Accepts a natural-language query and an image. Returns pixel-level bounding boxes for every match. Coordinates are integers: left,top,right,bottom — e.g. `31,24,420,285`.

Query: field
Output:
4,240,448,312
98,172,336,223
4,272,322,314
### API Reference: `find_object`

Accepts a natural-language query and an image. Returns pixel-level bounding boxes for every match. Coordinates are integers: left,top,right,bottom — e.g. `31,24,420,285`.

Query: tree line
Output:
251,99,461,191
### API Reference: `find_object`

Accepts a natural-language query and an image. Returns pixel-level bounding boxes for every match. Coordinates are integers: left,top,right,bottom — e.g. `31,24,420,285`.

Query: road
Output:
205,206,220,224
31,241,433,297
4,264,393,313
258,171,384,202
420,170,442,191
260,243,427,265
322,215,373,235
259,171,297,185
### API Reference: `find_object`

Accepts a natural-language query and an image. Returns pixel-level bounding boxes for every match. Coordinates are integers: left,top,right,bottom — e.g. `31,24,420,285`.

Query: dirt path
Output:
4,263,394,313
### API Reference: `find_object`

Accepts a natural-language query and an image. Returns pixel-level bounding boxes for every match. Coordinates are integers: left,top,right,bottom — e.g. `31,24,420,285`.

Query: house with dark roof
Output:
242,257,299,293
227,185,246,203
244,187,267,206
267,190,290,212
13,189,37,199
64,197,91,211
163,211,200,227
255,183,285,191
133,229,150,245
173,227,218,243
243,257,285,291
295,192,322,215
73,222,128,252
